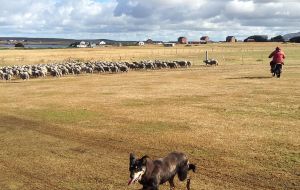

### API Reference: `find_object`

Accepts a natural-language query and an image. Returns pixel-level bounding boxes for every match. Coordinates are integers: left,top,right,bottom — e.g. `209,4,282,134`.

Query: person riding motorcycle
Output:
268,47,285,76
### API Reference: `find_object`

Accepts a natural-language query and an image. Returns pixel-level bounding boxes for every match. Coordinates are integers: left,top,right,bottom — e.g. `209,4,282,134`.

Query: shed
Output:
226,36,236,42
245,39,255,42
164,43,176,47
146,39,153,44
178,37,188,44
244,35,268,42
200,36,209,44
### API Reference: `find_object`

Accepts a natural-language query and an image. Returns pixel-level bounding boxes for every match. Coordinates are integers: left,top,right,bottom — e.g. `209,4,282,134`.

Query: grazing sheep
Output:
20,72,30,80
145,61,155,70
38,70,47,77
127,63,136,70
60,66,69,75
7,69,14,76
95,65,105,73
110,65,119,73
119,65,129,72
204,59,218,66
0,70,4,80
4,73,12,81
86,67,94,74
187,61,192,67
138,62,146,69
74,67,81,75
177,61,185,67
161,62,168,69
13,69,20,76
32,70,40,78
168,62,178,69
0,59,192,81
51,69,62,77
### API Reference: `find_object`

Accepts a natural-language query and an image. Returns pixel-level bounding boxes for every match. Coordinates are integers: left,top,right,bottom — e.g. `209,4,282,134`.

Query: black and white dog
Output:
128,152,196,190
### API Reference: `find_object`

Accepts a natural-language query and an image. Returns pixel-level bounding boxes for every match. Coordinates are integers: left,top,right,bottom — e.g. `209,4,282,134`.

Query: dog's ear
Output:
130,153,136,164
141,155,149,166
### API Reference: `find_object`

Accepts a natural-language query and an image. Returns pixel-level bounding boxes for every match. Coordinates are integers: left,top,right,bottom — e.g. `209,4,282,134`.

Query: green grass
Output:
6,105,102,127
130,121,190,133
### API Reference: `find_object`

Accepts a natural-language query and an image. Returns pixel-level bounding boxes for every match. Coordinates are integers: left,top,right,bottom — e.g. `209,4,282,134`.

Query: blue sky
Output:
0,0,299,41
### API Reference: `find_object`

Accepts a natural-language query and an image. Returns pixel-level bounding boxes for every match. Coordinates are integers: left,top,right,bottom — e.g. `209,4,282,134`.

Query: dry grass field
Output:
0,43,299,190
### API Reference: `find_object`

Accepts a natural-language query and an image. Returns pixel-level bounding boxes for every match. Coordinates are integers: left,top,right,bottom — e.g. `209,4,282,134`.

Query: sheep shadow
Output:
0,81,23,84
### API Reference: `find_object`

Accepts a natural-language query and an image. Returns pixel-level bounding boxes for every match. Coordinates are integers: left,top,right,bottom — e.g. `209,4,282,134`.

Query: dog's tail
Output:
188,163,196,173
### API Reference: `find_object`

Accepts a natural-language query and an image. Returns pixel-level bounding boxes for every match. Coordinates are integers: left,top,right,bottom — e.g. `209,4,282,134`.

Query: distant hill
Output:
290,36,300,43
283,32,300,41
0,37,142,46
0,37,74,43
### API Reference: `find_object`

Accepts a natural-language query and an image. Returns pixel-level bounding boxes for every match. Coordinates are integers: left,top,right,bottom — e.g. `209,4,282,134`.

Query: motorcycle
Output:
272,63,283,78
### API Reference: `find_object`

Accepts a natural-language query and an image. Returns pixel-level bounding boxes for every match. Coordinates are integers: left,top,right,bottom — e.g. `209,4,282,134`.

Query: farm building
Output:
178,37,188,44
137,41,145,46
77,41,88,48
226,36,237,42
245,39,255,42
164,43,176,47
145,39,153,44
200,36,209,44
90,43,97,48
244,35,268,42
99,41,106,45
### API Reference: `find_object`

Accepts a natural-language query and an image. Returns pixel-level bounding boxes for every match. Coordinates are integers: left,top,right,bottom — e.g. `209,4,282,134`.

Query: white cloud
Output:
0,0,299,41
226,0,255,14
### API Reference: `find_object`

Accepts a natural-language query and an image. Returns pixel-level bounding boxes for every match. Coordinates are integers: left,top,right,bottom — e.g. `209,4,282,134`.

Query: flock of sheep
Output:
0,60,192,81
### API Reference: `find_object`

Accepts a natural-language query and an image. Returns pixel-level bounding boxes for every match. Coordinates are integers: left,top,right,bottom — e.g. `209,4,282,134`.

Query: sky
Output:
0,0,299,41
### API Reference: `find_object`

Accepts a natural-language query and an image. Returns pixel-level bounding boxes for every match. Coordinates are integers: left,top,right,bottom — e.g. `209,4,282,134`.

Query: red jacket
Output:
269,50,285,64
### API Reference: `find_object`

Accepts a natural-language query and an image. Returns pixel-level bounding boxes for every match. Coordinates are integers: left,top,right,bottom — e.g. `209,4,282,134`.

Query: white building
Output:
77,41,88,48
138,41,145,46
163,43,176,47
99,41,106,45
